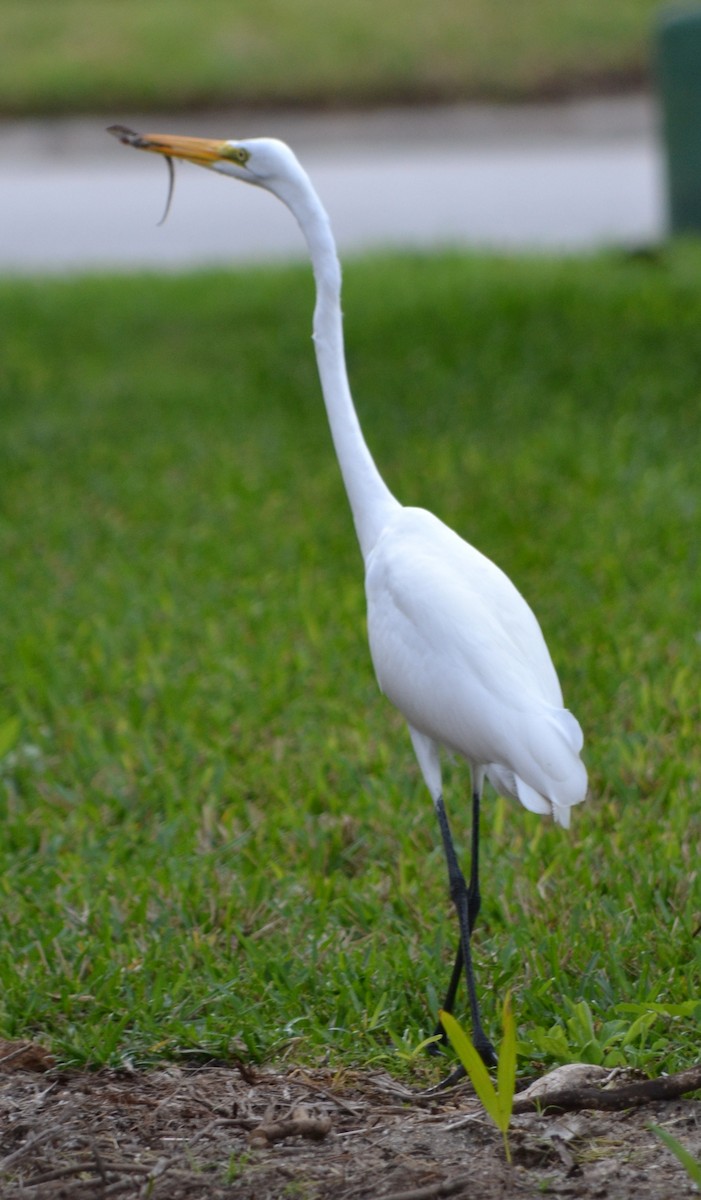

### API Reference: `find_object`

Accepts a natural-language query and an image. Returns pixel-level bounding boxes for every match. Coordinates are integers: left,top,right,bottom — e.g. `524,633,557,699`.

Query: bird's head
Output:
108,126,304,200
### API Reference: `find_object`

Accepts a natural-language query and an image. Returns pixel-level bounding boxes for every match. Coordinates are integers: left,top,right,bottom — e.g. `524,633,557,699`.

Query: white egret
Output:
109,127,588,1069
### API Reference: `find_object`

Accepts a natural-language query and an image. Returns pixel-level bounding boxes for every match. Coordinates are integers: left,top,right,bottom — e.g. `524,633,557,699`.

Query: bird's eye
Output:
223,146,250,166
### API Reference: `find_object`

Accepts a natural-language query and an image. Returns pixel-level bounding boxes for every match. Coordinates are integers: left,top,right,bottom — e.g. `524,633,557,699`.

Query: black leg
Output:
467,784,482,933
427,788,483,1053
433,791,495,1068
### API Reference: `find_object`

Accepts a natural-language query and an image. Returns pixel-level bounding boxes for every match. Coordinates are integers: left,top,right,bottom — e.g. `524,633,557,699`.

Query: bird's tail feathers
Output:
486,765,582,828
551,802,572,829
486,700,587,827
513,775,579,829
485,764,550,816
515,774,557,818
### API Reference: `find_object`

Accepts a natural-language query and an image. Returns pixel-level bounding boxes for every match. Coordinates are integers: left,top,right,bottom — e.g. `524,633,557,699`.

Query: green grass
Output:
2,0,659,116
1,249,700,1080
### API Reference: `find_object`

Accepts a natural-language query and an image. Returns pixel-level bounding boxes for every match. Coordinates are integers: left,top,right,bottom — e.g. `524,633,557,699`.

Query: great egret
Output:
109,126,588,1070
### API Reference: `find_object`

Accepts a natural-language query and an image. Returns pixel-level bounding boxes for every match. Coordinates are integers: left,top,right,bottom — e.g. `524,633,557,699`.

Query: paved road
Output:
1,95,664,273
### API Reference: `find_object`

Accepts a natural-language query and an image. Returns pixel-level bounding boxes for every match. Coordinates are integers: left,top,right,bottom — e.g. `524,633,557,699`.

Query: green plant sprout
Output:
650,1125,701,1186
440,993,516,1163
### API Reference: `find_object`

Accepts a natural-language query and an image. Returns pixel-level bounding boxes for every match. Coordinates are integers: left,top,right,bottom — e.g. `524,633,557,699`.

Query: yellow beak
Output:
108,125,227,165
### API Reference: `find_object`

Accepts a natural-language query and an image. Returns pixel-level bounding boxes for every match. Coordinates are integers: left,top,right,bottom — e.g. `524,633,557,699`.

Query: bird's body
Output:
365,504,585,826
110,125,588,1070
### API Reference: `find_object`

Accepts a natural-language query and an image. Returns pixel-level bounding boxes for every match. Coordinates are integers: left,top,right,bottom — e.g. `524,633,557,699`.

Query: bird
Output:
109,126,588,1071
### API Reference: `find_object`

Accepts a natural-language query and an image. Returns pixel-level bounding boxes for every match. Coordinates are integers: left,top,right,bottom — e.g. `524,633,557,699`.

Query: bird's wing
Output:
365,507,586,810
365,506,562,707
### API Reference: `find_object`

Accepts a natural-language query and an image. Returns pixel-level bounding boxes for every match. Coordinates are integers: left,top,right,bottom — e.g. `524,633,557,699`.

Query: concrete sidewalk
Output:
0,95,664,274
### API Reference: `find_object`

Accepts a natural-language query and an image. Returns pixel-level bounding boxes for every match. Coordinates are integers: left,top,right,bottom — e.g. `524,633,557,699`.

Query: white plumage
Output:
365,506,586,828
111,126,588,1070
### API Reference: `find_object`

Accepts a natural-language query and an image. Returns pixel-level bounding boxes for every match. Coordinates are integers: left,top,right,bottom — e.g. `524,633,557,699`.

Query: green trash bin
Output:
657,5,701,233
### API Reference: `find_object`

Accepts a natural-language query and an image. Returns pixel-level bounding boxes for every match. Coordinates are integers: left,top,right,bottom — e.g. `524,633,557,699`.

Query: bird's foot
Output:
425,1022,448,1057
421,1028,496,1094
474,1033,497,1068
421,1062,466,1093
425,1014,496,1065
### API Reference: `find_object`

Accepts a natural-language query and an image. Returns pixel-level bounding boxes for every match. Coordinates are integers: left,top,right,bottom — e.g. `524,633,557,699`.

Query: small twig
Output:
19,1159,153,1186
9,1181,102,1197
16,1164,96,1187
232,1057,258,1085
291,1070,366,1116
442,1111,484,1131
132,1156,169,1199
182,1113,260,1147
511,1061,701,1114
0,1126,63,1172
92,1143,108,1193
249,1113,332,1146
373,1080,459,1107
383,1178,469,1200
15,1158,169,1199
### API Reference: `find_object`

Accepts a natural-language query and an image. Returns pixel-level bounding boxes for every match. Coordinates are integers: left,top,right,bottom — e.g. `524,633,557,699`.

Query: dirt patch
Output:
0,1043,699,1199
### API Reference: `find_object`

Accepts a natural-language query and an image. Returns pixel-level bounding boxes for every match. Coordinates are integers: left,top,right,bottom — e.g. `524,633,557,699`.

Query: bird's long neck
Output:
280,173,400,561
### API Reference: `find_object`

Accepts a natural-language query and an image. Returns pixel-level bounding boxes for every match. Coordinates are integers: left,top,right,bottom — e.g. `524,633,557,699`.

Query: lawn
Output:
2,0,661,116
1,249,699,1081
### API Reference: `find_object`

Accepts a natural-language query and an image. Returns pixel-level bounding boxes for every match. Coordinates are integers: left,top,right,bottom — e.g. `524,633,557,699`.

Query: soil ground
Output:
0,1042,699,1199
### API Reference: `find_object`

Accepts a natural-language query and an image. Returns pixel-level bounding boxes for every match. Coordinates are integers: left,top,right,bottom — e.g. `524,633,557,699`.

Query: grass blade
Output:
651,1125,701,1185
439,1009,499,1124
497,991,516,1129
0,716,20,760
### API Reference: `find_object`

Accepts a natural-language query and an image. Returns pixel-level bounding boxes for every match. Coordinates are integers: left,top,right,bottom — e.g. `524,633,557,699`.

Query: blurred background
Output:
0,0,688,269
